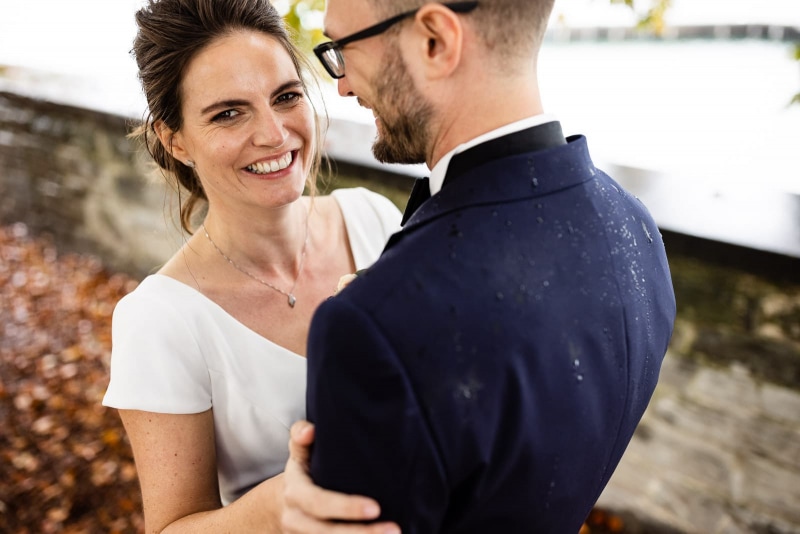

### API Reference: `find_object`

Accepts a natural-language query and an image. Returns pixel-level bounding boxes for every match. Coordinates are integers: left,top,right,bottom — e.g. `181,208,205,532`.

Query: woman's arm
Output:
119,409,284,533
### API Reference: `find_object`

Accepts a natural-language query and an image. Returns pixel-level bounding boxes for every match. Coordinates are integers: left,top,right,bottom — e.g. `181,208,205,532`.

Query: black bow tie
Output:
401,177,431,226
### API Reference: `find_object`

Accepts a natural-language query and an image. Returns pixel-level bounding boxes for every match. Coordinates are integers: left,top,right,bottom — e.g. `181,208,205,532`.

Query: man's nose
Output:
337,76,355,98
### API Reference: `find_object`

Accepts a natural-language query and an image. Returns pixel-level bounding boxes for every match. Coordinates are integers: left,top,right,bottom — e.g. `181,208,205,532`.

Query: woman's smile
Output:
244,150,296,176
169,30,316,208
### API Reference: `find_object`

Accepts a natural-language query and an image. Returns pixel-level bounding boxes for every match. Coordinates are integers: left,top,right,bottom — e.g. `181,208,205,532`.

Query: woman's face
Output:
169,30,315,212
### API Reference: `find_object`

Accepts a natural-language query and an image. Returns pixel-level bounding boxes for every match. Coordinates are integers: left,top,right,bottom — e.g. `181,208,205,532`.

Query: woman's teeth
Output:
246,152,293,174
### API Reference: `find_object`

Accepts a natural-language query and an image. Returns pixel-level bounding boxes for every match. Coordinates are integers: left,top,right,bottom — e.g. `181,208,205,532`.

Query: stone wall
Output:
0,91,182,277
1,90,799,533
599,253,800,533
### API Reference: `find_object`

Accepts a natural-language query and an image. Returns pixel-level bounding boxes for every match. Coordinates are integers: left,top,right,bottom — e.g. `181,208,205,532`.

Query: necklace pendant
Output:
288,294,297,308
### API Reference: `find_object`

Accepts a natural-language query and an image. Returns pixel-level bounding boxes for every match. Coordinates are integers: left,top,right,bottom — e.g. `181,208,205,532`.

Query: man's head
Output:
318,0,555,166
366,0,554,64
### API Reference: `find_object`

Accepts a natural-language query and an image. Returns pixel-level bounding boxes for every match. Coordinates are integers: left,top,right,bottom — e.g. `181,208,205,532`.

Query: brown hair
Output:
131,0,324,233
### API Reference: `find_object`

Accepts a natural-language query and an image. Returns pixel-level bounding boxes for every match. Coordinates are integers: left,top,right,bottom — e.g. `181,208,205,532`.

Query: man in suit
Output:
281,0,676,532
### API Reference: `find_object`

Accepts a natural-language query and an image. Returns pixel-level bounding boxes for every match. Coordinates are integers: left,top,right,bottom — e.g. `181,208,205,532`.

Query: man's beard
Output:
370,44,433,165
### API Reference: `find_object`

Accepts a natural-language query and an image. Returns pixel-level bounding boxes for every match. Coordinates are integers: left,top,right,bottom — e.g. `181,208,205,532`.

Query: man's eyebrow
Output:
199,80,304,115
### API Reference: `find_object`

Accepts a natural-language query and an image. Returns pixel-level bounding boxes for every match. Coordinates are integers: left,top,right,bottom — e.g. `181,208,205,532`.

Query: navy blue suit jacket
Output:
306,128,676,533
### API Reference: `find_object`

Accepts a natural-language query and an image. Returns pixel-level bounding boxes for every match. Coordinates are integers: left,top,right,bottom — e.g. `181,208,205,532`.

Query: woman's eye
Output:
276,92,302,105
212,109,240,122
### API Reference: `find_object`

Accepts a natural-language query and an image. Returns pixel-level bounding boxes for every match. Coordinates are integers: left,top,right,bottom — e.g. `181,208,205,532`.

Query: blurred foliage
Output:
611,0,672,36
0,223,142,533
281,0,326,51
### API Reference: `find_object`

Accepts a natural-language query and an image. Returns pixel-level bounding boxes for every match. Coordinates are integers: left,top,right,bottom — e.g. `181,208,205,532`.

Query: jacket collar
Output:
444,120,567,184
384,134,598,252
410,134,595,227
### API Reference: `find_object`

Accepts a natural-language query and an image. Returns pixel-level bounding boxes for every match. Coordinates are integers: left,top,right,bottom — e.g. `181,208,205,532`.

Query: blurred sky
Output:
0,0,798,192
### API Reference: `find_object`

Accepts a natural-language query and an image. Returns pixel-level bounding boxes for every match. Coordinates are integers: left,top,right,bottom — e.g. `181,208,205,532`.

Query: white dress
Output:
102,188,401,504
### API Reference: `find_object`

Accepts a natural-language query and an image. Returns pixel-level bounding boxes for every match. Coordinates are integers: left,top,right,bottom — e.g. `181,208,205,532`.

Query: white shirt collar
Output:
428,114,559,196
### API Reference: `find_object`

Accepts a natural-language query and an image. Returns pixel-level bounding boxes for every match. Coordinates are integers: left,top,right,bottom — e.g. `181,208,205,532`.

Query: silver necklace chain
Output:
202,217,309,308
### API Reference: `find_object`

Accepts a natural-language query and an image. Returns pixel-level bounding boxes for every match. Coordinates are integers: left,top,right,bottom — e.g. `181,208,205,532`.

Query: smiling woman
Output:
100,0,402,533
154,31,317,225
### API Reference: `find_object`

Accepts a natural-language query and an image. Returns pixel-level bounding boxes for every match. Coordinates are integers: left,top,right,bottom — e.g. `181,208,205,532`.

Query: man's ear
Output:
154,119,190,163
409,3,465,80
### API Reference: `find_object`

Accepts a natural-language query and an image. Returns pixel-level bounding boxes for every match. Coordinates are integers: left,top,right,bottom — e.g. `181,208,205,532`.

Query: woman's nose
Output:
252,109,288,148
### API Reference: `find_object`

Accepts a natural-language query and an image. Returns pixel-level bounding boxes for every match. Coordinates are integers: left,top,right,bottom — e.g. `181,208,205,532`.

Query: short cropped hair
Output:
368,0,555,62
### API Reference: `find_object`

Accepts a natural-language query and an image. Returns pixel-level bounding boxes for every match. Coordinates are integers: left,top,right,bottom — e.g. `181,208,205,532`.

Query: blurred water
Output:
539,39,800,194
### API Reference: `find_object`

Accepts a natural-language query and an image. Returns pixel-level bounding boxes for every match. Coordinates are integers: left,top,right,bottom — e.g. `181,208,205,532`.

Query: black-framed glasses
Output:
313,1,478,79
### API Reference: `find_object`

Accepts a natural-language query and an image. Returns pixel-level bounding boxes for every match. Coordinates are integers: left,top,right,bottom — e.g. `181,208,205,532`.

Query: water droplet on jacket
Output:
531,177,539,188
576,373,584,383
496,292,504,301
543,280,550,287
536,217,544,224
573,358,580,368
641,219,654,243
448,224,463,238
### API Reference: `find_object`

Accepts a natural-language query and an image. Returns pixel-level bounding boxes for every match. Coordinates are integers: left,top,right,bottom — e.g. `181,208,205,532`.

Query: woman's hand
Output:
281,420,401,534
335,273,358,294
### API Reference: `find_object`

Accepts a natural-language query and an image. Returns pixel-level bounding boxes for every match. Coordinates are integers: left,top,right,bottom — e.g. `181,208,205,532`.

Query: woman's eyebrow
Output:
199,80,303,115
200,99,249,115
271,80,304,98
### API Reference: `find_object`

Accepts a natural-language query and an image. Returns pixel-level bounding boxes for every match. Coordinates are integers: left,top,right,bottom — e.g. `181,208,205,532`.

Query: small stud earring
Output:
186,160,195,168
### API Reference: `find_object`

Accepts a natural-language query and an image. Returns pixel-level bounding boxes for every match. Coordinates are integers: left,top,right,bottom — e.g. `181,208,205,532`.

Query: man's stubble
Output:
371,42,434,165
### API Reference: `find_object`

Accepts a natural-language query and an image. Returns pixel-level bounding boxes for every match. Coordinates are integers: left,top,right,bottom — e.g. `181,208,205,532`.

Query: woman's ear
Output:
154,119,190,164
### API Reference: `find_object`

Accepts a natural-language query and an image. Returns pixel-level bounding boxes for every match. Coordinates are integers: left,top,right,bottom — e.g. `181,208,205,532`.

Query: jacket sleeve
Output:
306,296,448,533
